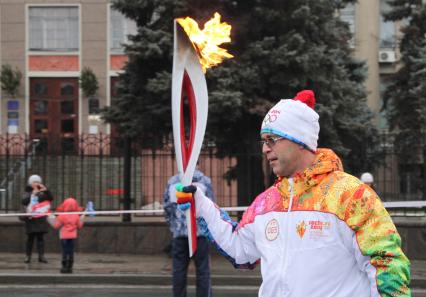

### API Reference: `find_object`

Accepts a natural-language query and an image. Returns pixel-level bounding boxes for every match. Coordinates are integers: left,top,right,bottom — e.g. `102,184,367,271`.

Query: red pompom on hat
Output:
293,90,315,109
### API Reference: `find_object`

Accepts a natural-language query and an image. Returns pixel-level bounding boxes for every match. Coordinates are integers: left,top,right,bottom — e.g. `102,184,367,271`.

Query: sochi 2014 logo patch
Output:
296,220,332,240
265,219,279,241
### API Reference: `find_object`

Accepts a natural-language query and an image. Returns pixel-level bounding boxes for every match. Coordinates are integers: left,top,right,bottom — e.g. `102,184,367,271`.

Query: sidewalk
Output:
0,253,425,288
0,253,260,286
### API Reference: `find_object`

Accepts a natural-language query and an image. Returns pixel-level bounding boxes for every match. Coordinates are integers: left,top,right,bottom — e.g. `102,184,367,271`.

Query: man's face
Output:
261,134,301,178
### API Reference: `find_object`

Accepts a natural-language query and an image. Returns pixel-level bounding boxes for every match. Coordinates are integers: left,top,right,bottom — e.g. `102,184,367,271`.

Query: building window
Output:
34,83,48,96
380,0,396,49
88,98,100,115
61,119,75,133
60,83,75,96
29,6,79,51
35,119,48,133
339,3,356,48
110,8,137,52
379,76,390,130
34,100,49,115
61,100,74,115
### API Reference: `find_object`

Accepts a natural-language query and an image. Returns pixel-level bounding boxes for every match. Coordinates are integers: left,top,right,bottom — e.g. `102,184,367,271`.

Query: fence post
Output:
423,137,426,200
5,133,9,212
122,136,132,222
99,133,103,209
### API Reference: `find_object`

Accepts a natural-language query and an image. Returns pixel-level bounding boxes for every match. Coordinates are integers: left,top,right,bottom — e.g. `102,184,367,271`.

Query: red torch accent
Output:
180,71,197,168
180,70,198,255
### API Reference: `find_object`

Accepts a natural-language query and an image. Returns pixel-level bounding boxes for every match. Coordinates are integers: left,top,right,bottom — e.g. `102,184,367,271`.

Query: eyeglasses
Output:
260,136,285,148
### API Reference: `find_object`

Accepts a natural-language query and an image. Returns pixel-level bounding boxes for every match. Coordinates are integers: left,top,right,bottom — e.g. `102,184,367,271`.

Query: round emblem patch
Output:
265,219,279,241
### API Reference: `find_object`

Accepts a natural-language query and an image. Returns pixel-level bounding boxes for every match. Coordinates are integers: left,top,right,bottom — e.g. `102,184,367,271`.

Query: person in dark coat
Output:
21,174,53,263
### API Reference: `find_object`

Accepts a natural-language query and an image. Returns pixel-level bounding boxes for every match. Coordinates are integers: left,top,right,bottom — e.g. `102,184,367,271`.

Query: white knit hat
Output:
260,90,320,152
360,172,374,184
28,174,42,185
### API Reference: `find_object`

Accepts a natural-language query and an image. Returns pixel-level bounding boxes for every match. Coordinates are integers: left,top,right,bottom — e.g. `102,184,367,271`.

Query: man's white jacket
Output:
194,149,410,297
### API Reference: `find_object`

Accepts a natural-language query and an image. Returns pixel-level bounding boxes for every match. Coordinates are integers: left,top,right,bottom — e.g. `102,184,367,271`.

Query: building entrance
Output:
30,78,79,154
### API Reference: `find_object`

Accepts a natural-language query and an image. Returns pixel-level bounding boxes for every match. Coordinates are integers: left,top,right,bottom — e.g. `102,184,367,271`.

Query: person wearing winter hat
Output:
21,174,53,264
28,174,42,185
48,197,85,273
360,171,380,195
176,90,410,297
360,172,374,185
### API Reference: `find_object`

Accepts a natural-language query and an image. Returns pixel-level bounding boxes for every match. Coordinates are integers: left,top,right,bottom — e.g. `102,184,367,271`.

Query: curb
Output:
0,273,262,287
412,277,426,289
0,273,423,289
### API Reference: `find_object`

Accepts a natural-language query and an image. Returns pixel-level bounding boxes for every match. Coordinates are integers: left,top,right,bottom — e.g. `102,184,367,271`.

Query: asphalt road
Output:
0,285,425,297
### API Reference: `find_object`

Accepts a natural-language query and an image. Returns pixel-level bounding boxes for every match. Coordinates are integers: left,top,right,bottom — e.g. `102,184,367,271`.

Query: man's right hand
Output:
175,183,197,211
176,184,197,194
175,183,210,218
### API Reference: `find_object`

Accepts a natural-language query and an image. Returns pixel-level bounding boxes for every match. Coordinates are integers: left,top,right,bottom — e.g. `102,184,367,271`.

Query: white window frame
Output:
109,6,137,53
27,4,81,54
379,0,397,49
338,3,356,49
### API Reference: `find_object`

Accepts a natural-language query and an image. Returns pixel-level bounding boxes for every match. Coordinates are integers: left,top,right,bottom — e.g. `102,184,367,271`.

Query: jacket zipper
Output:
281,178,294,296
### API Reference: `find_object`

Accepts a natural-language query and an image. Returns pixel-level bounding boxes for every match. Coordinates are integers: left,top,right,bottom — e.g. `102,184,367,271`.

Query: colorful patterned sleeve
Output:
345,185,411,297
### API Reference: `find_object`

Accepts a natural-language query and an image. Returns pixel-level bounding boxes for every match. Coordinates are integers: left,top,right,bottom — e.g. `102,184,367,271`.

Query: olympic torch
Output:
172,13,233,257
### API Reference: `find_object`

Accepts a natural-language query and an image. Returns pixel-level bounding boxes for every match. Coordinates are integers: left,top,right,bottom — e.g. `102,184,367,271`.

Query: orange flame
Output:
177,12,233,72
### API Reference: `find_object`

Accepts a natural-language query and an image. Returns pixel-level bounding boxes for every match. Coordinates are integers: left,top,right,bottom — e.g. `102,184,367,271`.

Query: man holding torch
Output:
172,12,410,297
176,90,411,296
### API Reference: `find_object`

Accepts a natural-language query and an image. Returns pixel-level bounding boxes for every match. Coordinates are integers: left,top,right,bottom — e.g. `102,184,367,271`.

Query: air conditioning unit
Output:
379,50,397,63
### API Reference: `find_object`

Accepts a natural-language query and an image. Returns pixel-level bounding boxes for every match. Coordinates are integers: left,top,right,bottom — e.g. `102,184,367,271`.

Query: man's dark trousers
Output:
172,236,212,297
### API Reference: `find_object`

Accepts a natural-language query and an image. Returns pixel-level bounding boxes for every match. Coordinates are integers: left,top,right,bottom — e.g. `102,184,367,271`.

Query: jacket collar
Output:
276,148,343,198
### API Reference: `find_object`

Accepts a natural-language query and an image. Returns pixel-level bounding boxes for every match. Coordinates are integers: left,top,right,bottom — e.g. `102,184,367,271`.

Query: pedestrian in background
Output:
21,174,53,264
163,169,214,297
48,197,85,273
360,171,376,188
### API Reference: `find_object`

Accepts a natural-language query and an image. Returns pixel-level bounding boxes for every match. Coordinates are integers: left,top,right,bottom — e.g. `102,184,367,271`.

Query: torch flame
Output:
177,12,233,72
